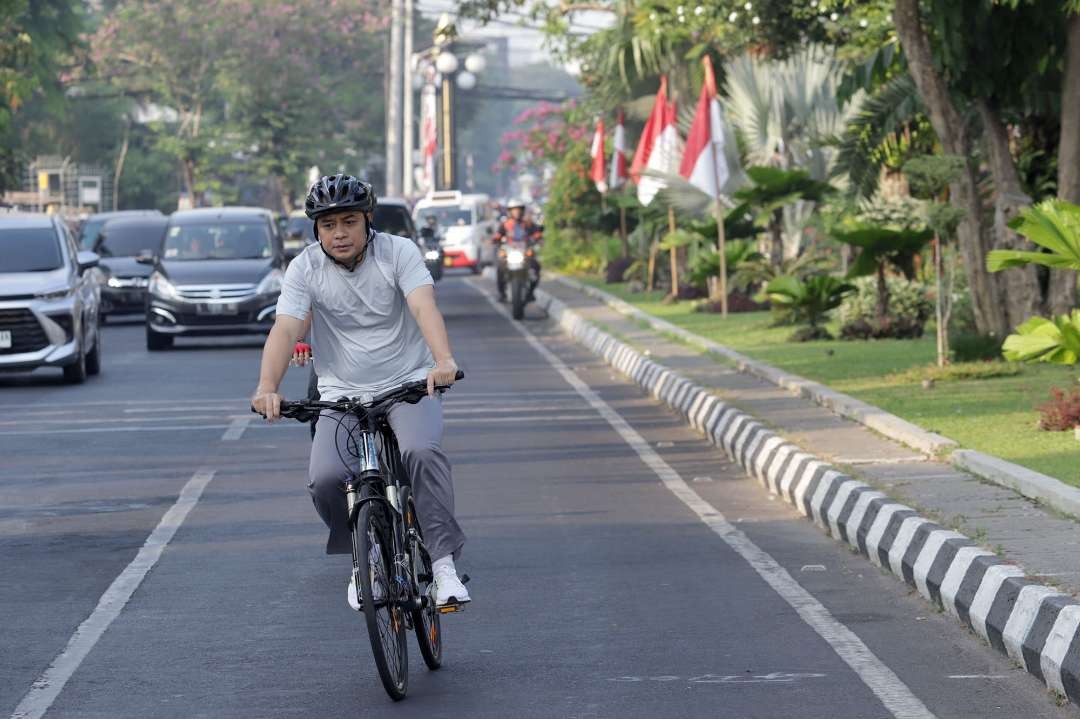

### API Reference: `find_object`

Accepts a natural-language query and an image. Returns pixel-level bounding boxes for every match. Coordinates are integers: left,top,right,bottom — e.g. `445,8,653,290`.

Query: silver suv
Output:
0,213,103,383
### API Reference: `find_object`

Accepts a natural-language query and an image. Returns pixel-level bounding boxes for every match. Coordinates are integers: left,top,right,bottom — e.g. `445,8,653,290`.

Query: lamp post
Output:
403,14,486,193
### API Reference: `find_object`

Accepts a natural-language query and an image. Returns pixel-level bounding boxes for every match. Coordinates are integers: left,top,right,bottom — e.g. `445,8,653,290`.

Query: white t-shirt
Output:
276,232,434,400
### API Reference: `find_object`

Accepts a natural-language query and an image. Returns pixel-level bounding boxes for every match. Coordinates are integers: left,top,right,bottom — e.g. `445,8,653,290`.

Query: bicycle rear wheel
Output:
354,501,409,700
406,498,442,670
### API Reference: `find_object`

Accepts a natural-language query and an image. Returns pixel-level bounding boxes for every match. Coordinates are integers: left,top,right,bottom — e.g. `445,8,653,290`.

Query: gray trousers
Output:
307,396,466,562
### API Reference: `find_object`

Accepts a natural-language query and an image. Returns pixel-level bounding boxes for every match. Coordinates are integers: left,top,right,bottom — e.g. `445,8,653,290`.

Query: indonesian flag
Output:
631,76,680,206
609,108,628,190
589,117,607,194
679,55,730,198
420,84,438,191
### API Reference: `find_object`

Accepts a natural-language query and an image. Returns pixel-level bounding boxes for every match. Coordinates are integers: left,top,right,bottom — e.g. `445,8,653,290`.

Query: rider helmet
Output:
305,174,377,219
506,197,526,210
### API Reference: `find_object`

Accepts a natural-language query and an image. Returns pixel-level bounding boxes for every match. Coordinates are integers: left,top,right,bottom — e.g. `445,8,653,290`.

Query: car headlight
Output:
148,272,180,300
256,269,283,295
35,286,73,301
424,250,441,261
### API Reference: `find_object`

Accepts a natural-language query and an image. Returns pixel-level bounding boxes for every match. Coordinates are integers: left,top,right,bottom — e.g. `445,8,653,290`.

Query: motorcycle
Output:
498,240,539,320
418,227,444,282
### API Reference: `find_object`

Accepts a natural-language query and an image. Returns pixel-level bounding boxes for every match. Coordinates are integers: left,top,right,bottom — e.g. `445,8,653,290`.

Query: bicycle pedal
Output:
437,604,465,614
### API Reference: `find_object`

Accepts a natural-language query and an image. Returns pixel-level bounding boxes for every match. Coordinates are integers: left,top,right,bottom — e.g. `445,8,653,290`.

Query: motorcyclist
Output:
493,198,542,303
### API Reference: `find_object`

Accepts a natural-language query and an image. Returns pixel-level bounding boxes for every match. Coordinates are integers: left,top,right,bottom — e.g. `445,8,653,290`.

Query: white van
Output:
412,191,496,273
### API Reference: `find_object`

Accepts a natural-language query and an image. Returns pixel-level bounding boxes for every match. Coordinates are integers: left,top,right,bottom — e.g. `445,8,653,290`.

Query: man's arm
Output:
405,285,459,396
252,314,307,421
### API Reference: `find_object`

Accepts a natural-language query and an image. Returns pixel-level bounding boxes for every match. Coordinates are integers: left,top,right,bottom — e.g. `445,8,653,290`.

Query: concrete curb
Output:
554,274,957,456
533,285,1080,706
953,450,1080,520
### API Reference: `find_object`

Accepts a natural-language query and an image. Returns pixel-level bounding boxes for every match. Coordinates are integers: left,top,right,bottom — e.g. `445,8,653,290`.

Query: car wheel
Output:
86,326,102,376
63,342,88,384
146,325,173,351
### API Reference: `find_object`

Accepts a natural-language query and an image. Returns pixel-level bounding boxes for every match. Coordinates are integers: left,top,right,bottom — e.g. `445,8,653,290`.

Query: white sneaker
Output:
433,564,470,607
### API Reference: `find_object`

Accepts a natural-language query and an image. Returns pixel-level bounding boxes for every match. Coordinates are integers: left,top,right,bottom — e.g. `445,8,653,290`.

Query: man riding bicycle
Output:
251,174,470,609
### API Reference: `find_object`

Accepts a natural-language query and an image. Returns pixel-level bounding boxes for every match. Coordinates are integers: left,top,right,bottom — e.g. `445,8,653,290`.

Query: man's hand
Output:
426,357,459,397
291,342,312,366
251,388,284,422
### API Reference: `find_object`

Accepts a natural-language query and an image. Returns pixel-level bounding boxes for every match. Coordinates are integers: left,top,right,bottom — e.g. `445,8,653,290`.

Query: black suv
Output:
143,207,284,350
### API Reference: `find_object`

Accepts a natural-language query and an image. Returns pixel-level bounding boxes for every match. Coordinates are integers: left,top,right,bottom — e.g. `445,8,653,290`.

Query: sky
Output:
412,0,612,69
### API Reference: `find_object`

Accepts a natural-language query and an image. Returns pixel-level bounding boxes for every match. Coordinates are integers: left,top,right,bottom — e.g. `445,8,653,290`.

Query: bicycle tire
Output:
354,501,409,700
406,498,442,670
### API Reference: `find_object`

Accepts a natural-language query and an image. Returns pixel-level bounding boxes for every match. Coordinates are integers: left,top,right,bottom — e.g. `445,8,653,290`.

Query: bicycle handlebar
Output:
251,370,465,422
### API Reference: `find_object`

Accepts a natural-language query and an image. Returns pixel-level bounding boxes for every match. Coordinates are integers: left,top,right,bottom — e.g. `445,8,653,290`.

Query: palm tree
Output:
734,166,833,271
832,225,934,326
758,275,856,341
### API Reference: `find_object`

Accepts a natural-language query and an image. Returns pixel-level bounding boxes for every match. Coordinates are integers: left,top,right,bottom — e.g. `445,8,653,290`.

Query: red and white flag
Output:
589,117,607,194
609,108,628,190
420,84,438,191
679,55,729,198
631,76,680,206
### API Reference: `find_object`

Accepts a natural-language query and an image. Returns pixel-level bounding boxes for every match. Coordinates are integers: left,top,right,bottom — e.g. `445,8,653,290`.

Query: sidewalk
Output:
540,278,1080,596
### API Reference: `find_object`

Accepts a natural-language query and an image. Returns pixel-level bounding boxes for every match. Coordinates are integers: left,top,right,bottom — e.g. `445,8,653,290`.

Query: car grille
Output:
176,284,257,301
0,308,49,354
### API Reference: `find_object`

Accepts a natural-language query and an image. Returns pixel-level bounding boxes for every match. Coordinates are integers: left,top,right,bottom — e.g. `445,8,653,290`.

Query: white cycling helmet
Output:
506,197,526,210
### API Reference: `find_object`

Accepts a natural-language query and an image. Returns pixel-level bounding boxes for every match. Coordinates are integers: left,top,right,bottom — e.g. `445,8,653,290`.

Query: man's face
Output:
509,207,523,220
317,210,368,264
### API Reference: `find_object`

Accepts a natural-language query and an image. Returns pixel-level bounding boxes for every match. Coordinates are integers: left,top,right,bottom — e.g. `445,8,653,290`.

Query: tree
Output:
733,166,833,270
833,224,933,327
0,0,84,193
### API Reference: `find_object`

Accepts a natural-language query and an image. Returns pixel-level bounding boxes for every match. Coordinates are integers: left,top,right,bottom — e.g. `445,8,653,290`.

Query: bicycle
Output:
253,370,465,701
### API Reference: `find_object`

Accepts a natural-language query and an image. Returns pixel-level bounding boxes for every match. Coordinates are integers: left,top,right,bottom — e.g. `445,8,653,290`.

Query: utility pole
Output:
385,0,403,196
402,0,414,198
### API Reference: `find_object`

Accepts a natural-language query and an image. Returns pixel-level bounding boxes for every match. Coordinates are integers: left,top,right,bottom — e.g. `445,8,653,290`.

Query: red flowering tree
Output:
495,100,589,196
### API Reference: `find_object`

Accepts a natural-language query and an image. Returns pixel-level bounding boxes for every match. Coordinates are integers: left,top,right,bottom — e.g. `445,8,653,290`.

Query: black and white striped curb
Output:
534,288,1080,705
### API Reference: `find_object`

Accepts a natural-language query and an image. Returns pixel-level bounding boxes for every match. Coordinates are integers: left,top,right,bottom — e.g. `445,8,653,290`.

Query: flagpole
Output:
710,144,728,317
667,206,678,302
619,206,628,258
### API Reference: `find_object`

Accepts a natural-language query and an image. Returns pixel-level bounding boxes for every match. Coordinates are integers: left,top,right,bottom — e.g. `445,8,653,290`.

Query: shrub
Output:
694,291,768,314
1037,386,1080,431
758,275,855,341
951,333,1004,363
838,276,932,339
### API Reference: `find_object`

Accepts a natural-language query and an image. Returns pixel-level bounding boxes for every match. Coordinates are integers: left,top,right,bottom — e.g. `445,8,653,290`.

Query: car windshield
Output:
163,221,271,261
79,219,107,250
97,222,166,257
373,206,412,237
418,206,472,227
0,227,64,273
285,216,315,245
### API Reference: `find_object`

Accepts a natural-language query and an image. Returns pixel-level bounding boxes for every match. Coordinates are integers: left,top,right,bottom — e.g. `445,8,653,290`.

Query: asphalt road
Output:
2,275,1077,719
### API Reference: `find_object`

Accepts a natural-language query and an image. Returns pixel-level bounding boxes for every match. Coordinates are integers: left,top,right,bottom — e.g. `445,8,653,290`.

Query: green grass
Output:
582,279,1080,485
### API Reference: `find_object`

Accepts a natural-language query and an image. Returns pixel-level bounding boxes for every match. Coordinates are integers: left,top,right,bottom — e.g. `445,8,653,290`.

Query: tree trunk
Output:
769,209,783,272
1052,11,1080,314
976,100,1041,328
893,0,1009,337
876,262,889,326
112,120,131,212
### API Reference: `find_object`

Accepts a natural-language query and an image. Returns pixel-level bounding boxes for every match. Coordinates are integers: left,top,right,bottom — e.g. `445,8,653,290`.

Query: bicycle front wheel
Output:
406,498,442,670
354,501,409,700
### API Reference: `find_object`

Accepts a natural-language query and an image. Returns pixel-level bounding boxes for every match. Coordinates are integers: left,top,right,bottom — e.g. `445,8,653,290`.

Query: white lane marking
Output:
473,284,936,719
220,417,251,441
10,468,217,719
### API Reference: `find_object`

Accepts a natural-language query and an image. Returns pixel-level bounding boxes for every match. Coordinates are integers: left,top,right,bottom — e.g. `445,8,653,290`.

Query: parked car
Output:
412,191,496,273
0,213,102,382
78,209,164,251
143,207,284,351
283,209,316,258
93,215,168,321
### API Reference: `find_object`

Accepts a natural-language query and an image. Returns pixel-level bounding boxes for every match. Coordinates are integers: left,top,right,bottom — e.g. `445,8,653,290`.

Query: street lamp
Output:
402,14,486,193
